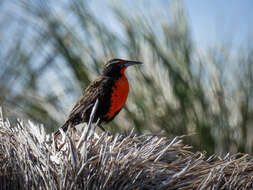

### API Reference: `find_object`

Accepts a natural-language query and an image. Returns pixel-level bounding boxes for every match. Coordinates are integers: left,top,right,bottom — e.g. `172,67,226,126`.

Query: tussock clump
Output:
1,116,253,189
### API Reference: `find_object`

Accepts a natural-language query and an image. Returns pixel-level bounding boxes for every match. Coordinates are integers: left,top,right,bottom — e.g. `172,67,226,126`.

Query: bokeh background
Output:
1,0,253,155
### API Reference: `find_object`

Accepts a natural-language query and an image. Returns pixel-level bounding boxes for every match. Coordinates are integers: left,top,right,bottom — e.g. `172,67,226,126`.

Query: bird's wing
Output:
66,76,109,123
54,76,111,138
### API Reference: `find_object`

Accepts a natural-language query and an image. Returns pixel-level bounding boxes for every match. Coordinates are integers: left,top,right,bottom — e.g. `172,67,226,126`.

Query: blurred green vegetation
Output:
1,0,253,155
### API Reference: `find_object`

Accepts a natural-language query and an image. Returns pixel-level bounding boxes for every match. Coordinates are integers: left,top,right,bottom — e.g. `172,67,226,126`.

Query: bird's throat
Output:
120,67,127,75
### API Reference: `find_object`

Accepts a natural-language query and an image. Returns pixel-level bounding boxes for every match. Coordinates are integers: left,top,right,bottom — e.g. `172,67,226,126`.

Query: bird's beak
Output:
124,61,143,67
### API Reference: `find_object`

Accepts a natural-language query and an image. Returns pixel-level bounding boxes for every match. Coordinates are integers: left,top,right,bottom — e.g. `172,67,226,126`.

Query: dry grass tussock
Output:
1,108,253,189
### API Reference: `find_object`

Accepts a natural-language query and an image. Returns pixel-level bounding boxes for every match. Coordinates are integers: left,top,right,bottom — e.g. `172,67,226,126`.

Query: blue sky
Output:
88,0,253,49
1,0,252,50
183,0,253,48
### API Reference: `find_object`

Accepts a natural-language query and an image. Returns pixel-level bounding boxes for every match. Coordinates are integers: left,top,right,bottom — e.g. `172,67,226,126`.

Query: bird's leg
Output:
98,124,106,132
96,119,111,135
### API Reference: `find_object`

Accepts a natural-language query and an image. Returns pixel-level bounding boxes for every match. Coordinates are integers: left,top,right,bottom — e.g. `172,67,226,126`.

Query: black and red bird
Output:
54,58,142,138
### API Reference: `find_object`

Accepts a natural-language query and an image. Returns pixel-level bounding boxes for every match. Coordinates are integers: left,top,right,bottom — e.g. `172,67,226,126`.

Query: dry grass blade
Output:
77,98,99,150
1,108,253,189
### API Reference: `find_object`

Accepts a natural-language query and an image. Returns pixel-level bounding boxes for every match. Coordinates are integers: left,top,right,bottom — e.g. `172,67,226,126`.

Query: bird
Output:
54,58,142,138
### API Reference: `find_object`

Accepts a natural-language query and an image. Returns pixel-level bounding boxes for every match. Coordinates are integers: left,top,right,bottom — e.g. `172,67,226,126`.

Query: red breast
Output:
105,73,129,119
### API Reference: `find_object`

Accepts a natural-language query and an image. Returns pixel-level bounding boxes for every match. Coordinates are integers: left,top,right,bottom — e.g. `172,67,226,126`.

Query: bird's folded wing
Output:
66,76,110,121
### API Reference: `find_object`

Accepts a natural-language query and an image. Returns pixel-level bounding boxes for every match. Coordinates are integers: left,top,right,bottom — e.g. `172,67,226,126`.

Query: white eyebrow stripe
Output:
105,60,120,67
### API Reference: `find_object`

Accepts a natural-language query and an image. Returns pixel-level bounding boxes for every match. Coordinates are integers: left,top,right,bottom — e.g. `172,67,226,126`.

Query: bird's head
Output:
102,59,142,77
